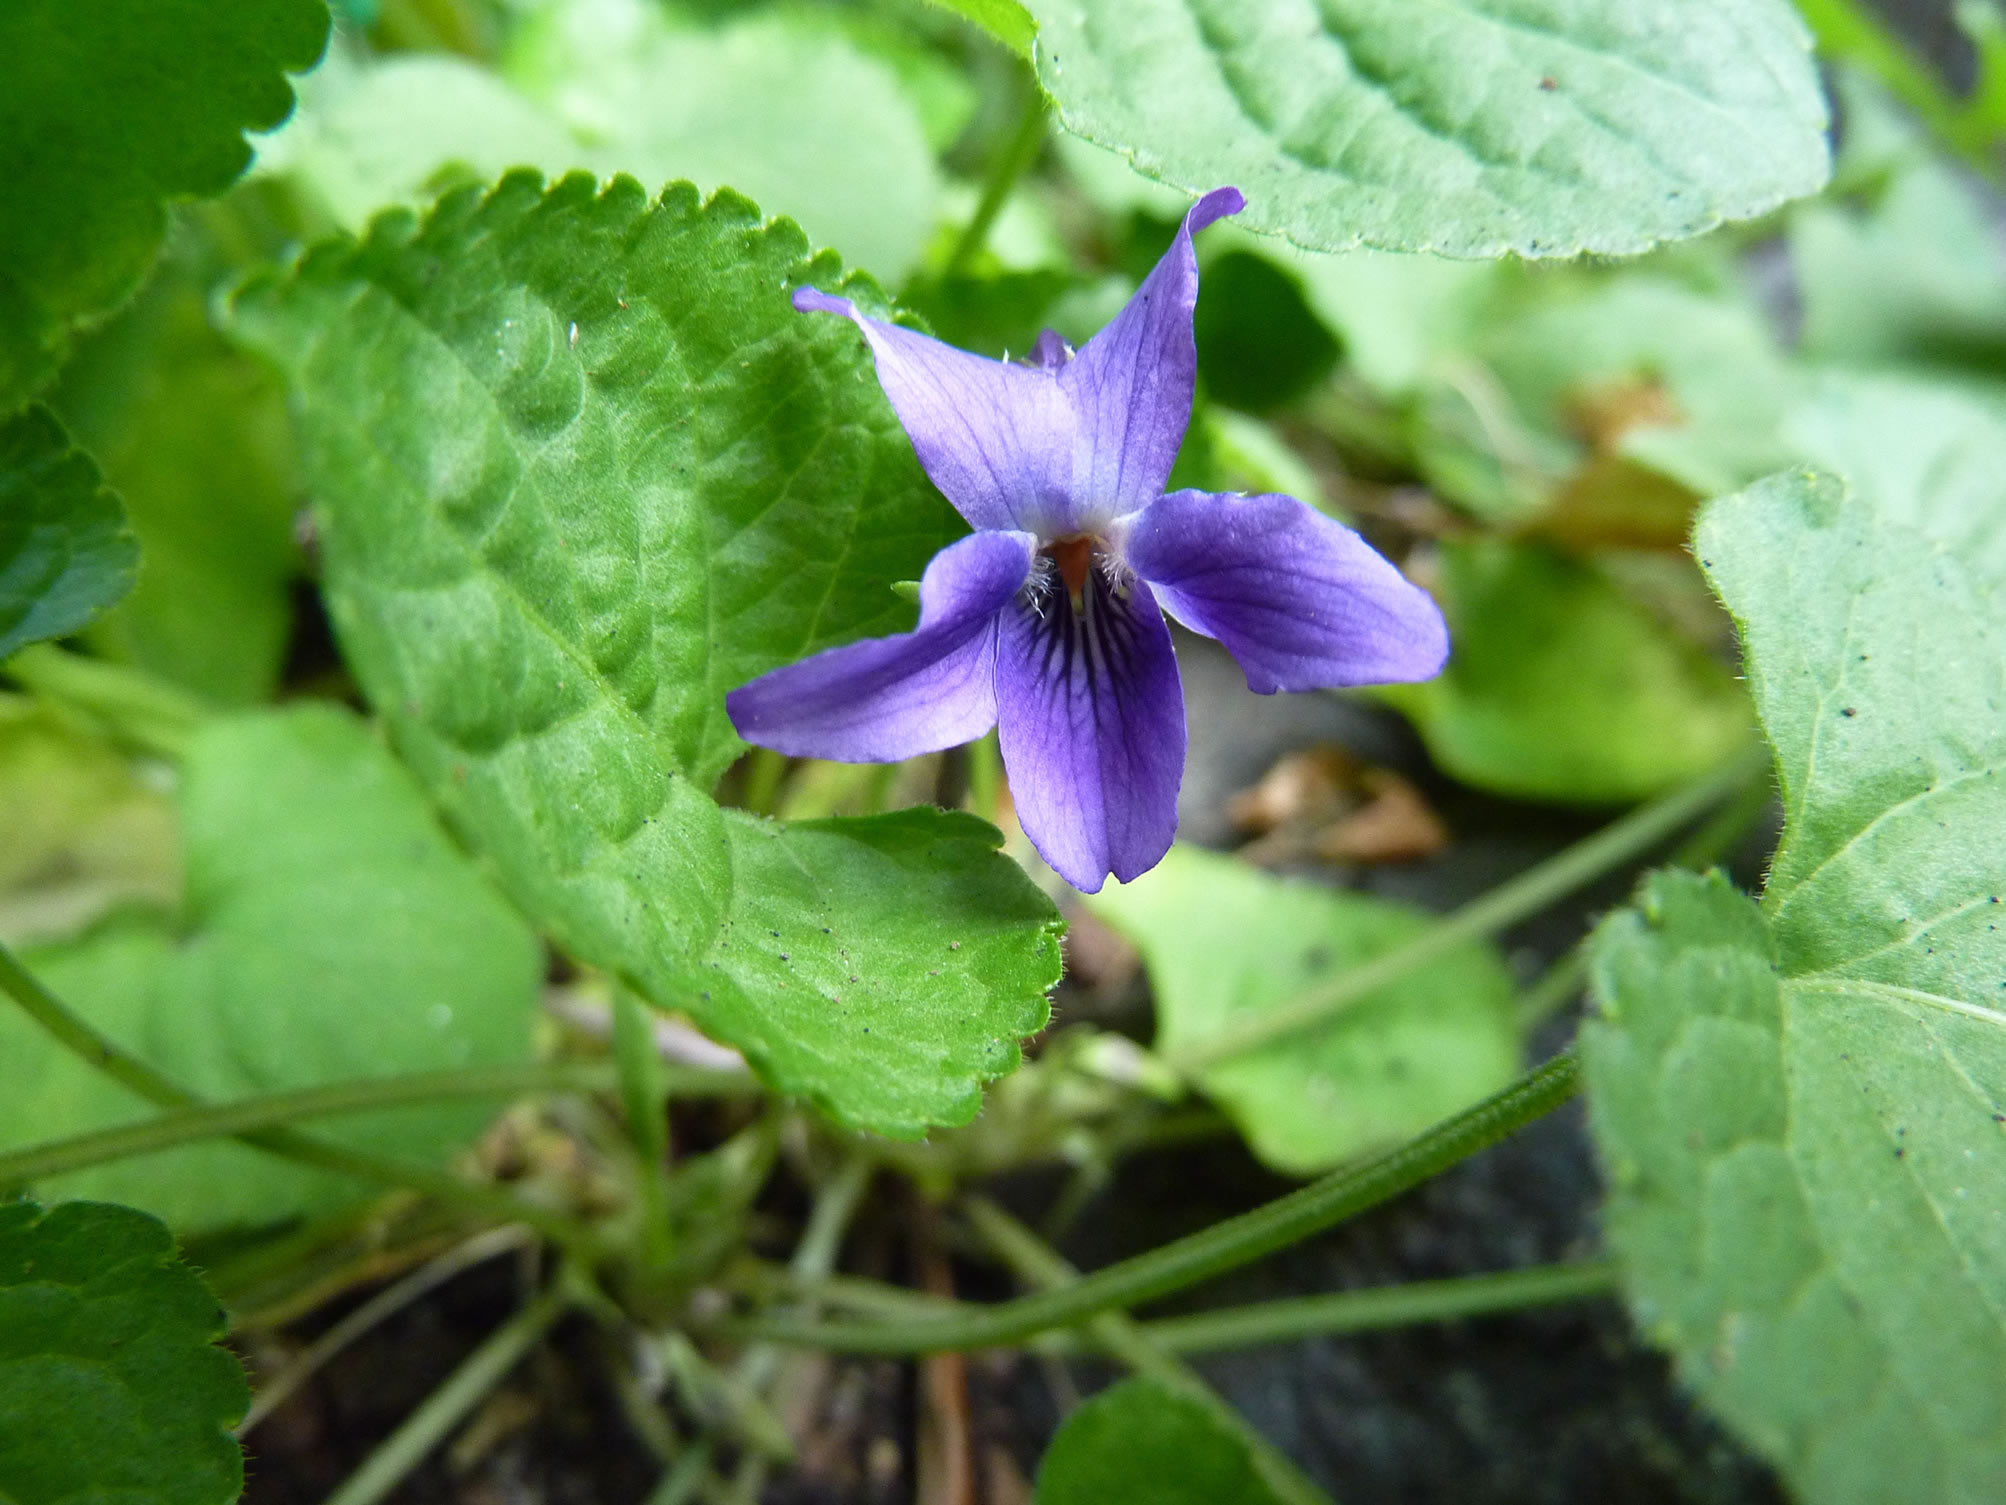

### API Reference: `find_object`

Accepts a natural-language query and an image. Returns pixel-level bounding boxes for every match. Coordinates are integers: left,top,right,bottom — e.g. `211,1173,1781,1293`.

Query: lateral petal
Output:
995,573,1185,893
793,289,1071,534
1122,489,1448,694
1058,187,1244,523
726,530,1035,762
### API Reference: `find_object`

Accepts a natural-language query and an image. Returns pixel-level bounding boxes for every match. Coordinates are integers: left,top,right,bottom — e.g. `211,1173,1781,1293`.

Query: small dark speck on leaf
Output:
949,941,962,951
1539,75,1557,90
1841,707,1856,718
1895,1147,1906,1160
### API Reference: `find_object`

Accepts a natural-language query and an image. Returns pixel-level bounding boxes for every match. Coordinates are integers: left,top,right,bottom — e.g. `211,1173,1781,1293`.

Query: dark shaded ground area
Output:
240,630,1785,1503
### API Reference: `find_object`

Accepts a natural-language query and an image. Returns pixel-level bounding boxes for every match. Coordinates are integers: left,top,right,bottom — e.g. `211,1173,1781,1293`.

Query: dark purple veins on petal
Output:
995,565,1184,893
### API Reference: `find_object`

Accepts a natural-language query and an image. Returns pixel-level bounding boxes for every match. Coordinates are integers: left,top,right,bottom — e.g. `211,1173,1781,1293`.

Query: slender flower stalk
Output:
729,188,1447,891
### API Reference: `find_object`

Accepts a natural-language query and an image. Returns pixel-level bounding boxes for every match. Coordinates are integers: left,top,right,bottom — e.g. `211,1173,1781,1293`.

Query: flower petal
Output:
793,289,1071,534
726,530,1035,761
1057,187,1244,522
1122,489,1448,693
995,572,1185,892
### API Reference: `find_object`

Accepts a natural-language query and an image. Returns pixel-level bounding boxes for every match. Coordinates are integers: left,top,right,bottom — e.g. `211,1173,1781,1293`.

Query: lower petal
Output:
1122,489,1449,694
995,572,1185,893
726,530,1034,762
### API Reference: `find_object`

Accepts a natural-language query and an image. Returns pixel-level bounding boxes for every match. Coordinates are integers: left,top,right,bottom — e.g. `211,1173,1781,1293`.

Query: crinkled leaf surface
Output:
0,705,541,1231
1024,0,1829,257
1034,1376,1283,1505
0,1200,246,1505
53,237,301,704
1382,539,1753,805
229,172,1060,1137
1090,846,1519,1175
1583,471,2006,1504
0,407,139,662
0,0,329,407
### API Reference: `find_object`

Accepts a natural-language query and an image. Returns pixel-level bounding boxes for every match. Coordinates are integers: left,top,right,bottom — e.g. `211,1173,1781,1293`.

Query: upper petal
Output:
1057,187,1244,523
995,572,1185,893
793,289,1071,534
726,529,1035,761
1121,489,1448,693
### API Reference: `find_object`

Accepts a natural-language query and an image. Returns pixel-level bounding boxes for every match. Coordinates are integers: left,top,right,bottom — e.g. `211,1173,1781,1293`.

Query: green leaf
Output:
1791,154,2006,367
1192,250,1338,414
0,406,139,662
1582,471,2006,1504
1292,247,1504,399
0,1200,247,1505
1023,0,1829,257
1089,846,1519,1175
504,1,943,281
924,0,1036,57
0,0,330,407
1476,275,1796,502
257,49,584,235
0,704,541,1231
52,234,301,704
229,172,1061,1137
1782,372,2006,588
1035,1376,1285,1505
1382,539,1754,805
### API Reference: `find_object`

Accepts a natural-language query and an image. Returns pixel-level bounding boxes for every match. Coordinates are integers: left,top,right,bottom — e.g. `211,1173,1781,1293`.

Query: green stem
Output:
241,1225,536,1434
1516,753,1771,1034
324,1276,572,1505
613,988,677,1270
3,643,209,760
966,730,1002,825
966,1198,1334,1505
719,1051,1578,1353
741,747,789,817
945,81,1048,276
732,1152,874,1394
1173,747,1768,1071
0,942,608,1259
0,1060,718,1188
1143,1259,1620,1354
1514,948,1589,1033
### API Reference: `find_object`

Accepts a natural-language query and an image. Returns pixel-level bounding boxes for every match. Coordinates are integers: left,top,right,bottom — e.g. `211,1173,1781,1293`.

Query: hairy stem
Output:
1144,1258,1621,1354
1173,746,1769,1071
720,1050,1579,1353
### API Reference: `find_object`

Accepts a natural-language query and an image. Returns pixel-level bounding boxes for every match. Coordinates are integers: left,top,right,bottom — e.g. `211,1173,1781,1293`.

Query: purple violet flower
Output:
727,187,1448,893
